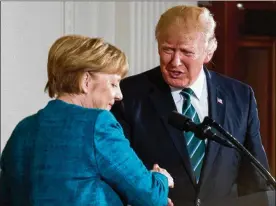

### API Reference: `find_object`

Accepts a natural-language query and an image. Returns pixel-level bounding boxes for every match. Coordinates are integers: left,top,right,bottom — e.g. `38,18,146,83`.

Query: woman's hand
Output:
152,164,174,188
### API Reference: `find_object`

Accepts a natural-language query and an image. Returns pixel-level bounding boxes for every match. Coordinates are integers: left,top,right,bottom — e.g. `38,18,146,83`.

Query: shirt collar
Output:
170,67,206,100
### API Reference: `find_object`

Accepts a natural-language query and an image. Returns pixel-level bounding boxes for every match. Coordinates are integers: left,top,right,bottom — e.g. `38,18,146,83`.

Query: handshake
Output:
152,164,174,206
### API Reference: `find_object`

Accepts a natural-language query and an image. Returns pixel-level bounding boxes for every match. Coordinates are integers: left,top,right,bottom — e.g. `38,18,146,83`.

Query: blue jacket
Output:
0,99,169,206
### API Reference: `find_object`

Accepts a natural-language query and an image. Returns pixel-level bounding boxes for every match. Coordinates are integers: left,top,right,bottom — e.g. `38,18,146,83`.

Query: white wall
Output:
1,1,196,151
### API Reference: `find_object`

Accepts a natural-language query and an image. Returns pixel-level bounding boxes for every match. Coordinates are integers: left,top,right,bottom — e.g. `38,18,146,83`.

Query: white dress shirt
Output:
170,68,209,123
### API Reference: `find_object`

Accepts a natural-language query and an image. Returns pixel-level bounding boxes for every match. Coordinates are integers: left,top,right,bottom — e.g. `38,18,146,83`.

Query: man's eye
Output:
162,47,173,53
185,52,193,56
181,50,194,56
112,84,118,88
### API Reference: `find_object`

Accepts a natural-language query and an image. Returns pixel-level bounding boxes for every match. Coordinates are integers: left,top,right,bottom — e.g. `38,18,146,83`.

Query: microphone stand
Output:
202,117,276,190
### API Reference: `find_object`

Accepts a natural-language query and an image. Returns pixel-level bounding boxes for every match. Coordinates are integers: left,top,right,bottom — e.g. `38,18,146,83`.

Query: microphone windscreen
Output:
168,111,190,131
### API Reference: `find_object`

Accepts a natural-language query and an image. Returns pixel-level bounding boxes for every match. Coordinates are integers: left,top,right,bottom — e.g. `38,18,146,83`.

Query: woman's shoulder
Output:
71,106,117,125
94,110,118,122
5,113,38,148
39,100,120,131
90,110,121,135
14,114,38,132
41,99,106,119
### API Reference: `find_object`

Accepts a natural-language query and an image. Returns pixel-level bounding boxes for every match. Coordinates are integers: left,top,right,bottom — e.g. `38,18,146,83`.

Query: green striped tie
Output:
181,88,205,182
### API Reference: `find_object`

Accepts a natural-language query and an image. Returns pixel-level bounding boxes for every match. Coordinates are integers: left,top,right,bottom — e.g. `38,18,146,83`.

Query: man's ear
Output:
157,44,161,55
80,72,91,94
204,52,214,64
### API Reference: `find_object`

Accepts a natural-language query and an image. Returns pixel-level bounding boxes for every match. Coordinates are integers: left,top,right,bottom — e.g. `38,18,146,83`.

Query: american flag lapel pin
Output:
217,97,223,104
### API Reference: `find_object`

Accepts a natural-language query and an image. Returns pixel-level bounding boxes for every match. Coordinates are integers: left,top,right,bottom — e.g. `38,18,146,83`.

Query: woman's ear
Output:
80,72,91,94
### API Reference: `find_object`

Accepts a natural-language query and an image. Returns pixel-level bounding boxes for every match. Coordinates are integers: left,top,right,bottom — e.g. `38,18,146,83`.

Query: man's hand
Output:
167,198,174,206
152,164,174,188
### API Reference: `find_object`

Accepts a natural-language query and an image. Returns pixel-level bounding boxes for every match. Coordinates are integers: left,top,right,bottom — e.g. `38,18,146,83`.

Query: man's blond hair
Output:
155,5,217,55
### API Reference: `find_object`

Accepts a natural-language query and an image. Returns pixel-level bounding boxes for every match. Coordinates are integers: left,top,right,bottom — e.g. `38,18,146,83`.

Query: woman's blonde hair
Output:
45,35,128,98
155,5,217,55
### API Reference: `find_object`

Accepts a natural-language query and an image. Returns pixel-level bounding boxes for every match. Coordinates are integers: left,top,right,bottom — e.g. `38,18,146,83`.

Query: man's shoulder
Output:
208,69,251,91
122,66,159,84
120,66,160,94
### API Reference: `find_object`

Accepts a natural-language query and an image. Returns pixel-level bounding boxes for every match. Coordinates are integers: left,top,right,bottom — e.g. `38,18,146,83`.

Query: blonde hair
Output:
155,5,217,54
45,35,128,98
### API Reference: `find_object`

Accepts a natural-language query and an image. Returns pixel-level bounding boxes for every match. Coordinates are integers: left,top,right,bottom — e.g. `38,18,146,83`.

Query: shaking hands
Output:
152,164,174,206
152,164,174,188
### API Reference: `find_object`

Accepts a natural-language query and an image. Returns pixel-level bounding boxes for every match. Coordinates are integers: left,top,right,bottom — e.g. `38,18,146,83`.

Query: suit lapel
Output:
148,68,197,187
200,69,227,185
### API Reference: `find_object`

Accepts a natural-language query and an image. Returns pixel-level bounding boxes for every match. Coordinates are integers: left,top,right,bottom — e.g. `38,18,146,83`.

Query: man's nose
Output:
171,52,182,67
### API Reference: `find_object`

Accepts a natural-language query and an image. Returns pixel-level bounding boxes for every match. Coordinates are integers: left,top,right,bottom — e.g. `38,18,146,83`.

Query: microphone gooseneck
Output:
168,111,276,190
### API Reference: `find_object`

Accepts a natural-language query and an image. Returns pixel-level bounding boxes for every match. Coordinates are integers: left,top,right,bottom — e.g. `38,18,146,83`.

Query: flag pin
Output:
217,98,223,104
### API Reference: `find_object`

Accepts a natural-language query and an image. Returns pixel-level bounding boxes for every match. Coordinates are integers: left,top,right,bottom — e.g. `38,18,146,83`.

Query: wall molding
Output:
64,1,75,34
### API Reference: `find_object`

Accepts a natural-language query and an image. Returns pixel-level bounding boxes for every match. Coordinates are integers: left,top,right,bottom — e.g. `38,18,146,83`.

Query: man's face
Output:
158,29,208,88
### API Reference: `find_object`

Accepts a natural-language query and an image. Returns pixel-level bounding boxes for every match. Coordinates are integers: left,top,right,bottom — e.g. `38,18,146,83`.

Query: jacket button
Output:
196,198,201,206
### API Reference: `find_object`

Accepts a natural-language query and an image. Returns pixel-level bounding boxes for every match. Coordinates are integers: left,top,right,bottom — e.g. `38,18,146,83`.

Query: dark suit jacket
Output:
111,66,270,206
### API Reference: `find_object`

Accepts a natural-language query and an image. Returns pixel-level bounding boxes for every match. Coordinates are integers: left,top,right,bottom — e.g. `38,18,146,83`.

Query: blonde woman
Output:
0,35,174,206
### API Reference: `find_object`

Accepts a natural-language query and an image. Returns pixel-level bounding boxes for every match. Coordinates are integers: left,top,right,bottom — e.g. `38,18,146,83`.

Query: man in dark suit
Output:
111,5,270,206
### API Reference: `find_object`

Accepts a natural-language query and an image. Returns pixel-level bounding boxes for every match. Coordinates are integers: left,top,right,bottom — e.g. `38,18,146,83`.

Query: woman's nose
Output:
115,88,123,101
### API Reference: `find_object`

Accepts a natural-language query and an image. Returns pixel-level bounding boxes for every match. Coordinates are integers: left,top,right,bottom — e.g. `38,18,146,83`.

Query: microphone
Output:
168,111,234,148
203,116,276,190
168,111,276,190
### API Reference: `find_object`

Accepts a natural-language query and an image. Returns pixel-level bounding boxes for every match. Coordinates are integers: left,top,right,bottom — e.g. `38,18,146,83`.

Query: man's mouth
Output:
168,70,185,78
